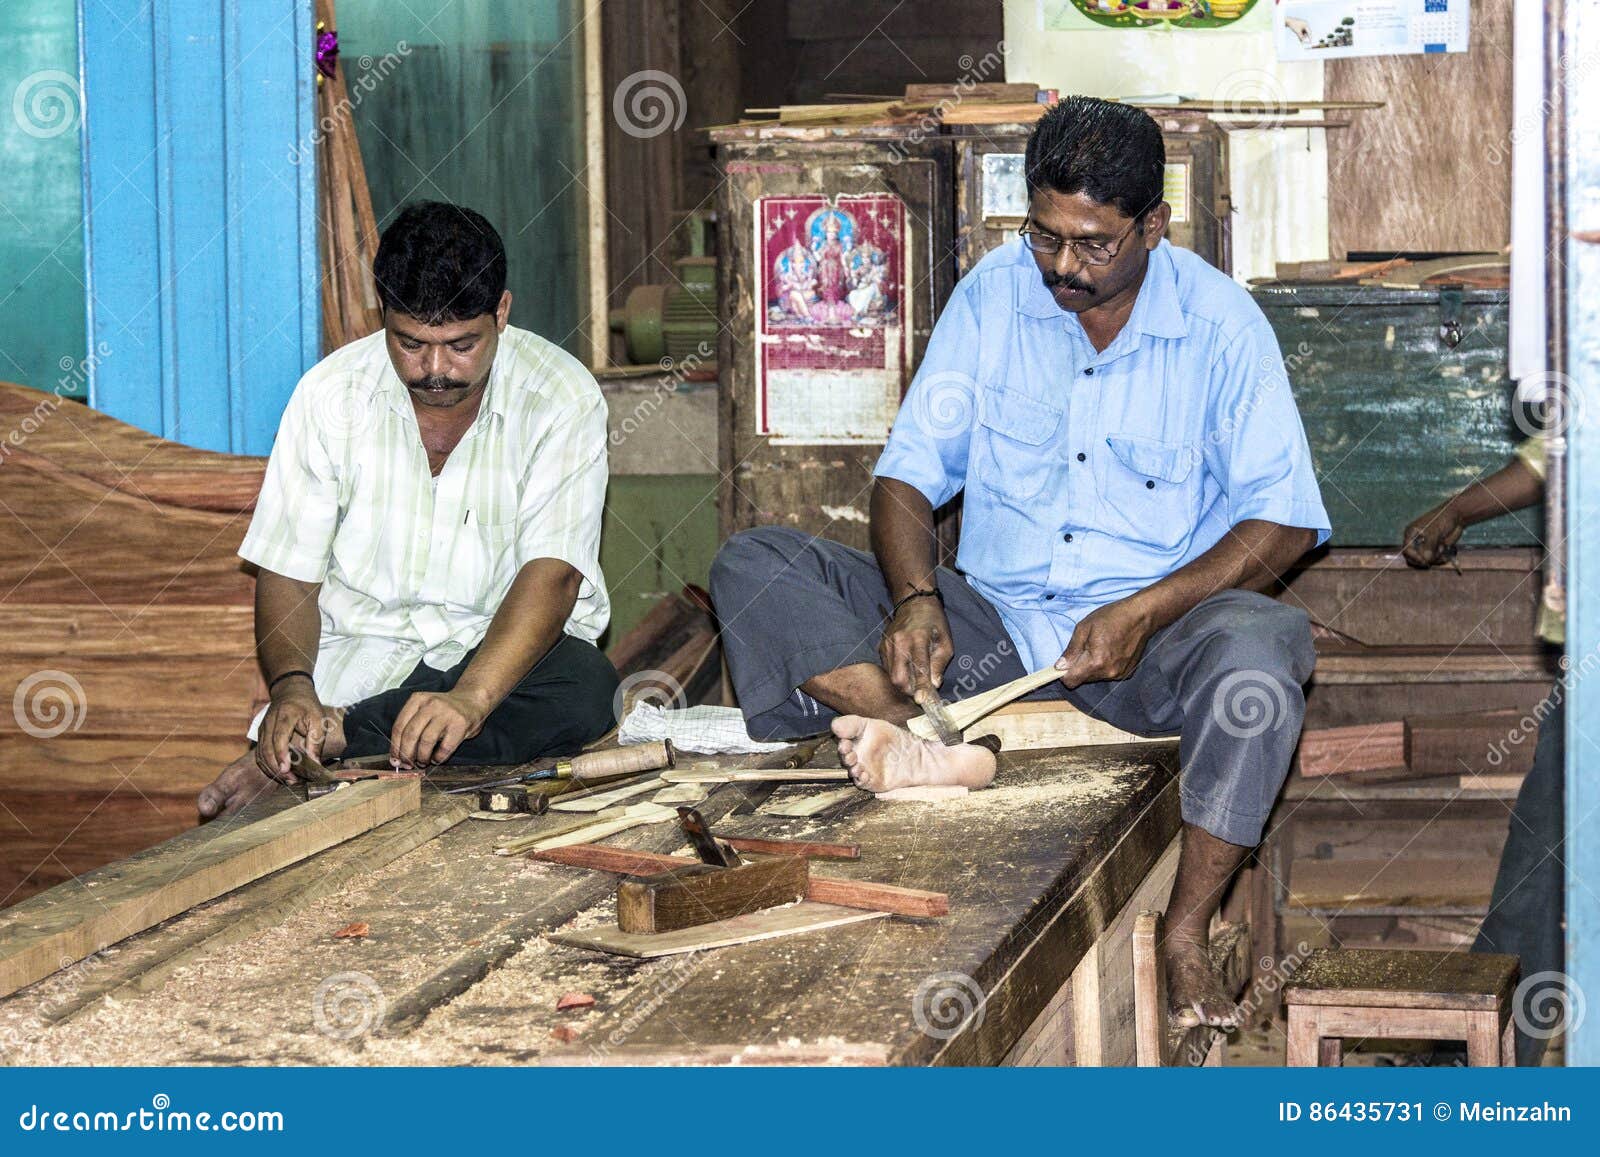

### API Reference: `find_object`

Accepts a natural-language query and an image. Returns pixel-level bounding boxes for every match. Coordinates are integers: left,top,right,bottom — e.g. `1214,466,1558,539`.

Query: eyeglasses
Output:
1018,215,1140,266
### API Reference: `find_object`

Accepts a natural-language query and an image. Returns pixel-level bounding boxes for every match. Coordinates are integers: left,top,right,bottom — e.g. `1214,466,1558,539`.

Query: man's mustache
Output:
1042,271,1096,295
408,375,469,391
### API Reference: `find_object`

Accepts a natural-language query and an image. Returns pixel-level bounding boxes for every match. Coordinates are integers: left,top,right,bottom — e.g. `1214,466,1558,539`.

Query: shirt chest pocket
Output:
1103,433,1204,551
449,512,519,611
975,389,1064,506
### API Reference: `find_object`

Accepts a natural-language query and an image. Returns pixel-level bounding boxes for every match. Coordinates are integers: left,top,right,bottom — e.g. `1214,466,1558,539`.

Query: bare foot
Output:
1166,933,1240,1030
197,749,283,820
830,715,996,794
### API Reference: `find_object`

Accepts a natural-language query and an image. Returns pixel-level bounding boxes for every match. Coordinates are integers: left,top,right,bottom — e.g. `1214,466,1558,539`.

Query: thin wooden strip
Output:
548,901,887,959
661,766,849,785
0,778,419,998
762,785,859,817
549,776,663,813
493,803,676,856
723,836,860,861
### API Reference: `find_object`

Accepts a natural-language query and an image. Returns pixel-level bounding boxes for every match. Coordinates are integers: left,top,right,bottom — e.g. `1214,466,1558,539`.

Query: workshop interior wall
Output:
0,0,86,398
1001,2,1329,284
337,1,586,354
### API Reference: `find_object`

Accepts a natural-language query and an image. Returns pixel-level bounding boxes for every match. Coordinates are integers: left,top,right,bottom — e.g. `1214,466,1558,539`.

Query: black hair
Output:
1024,96,1165,220
372,201,507,323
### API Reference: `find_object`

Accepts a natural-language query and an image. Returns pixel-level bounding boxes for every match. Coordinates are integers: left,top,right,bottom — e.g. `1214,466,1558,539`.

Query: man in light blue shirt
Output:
711,97,1330,1028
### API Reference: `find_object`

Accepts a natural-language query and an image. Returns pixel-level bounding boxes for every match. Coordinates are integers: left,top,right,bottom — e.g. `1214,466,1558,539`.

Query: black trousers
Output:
1473,694,1566,1066
338,634,620,765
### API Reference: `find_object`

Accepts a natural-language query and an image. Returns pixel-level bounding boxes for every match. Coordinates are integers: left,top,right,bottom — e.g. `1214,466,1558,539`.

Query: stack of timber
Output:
0,383,266,907
1255,546,1558,981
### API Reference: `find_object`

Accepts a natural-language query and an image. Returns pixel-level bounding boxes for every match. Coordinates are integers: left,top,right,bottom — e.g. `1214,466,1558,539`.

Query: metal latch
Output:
1437,285,1464,350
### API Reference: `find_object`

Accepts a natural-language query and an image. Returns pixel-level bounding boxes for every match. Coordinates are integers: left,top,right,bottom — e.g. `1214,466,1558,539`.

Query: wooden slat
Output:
1404,708,1535,777
1296,721,1406,777
1287,858,1498,914
0,777,419,998
549,900,887,958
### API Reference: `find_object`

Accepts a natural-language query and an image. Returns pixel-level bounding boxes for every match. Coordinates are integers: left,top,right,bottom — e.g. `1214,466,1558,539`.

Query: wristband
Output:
268,669,315,695
890,586,944,617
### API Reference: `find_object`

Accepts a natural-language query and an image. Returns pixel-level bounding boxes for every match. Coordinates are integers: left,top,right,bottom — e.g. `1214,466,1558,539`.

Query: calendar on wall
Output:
1276,0,1470,61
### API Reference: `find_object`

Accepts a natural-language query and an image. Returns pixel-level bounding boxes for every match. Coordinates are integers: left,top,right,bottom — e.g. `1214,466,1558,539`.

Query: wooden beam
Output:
0,778,419,998
617,856,809,934
1296,721,1406,777
1404,708,1533,777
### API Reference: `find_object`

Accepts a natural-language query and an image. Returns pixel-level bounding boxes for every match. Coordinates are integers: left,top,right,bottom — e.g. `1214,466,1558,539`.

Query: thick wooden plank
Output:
1296,721,1405,777
551,901,887,958
0,777,418,998
1405,708,1536,777
617,856,809,934
1287,858,1498,914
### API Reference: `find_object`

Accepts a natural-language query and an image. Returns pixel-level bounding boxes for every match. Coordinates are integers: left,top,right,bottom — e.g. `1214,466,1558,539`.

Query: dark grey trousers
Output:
1473,693,1565,1066
339,635,619,765
710,526,1314,845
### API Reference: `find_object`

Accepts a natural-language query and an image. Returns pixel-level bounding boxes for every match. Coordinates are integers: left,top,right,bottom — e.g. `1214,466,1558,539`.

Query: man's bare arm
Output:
1403,456,1543,567
870,477,954,697
388,558,583,767
253,568,335,779
1056,519,1317,688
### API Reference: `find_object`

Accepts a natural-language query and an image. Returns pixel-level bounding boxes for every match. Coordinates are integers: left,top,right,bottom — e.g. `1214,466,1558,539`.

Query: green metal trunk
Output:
1252,283,1535,547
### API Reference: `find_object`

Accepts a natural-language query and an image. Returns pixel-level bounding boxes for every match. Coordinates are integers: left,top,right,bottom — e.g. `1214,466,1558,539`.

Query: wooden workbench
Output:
0,740,1180,1066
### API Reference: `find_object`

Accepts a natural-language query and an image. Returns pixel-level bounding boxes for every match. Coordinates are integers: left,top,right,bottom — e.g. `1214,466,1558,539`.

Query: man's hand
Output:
256,677,340,783
1055,596,1157,689
389,688,491,769
1402,500,1466,568
879,597,954,700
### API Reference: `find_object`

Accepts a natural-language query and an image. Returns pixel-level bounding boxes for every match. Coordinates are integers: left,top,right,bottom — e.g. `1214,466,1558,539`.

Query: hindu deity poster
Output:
755,194,909,444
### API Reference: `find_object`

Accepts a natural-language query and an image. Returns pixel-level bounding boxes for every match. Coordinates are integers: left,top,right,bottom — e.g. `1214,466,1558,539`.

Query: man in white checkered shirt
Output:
199,203,618,818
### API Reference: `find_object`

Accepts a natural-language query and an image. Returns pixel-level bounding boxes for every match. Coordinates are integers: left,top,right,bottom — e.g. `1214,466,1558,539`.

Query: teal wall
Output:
0,0,85,396
337,0,585,352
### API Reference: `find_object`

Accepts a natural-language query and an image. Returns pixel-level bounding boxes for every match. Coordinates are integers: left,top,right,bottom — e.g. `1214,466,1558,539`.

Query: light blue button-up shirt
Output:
874,238,1331,672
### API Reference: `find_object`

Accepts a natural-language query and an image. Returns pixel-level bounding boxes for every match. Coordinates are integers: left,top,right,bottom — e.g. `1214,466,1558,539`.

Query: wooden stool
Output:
1283,948,1519,1066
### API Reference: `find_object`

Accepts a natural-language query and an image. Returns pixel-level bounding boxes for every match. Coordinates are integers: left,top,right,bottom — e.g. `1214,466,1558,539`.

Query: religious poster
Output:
1043,0,1264,32
755,194,910,444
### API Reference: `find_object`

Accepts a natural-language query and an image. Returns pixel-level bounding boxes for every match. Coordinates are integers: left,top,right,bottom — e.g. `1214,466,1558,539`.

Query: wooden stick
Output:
529,843,947,917
906,666,1063,741
0,778,419,998
493,803,676,856
661,765,849,785
549,776,663,813
722,836,860,861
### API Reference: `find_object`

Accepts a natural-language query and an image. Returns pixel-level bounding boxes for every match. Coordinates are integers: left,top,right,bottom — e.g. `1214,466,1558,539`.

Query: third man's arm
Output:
871,477,952,697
